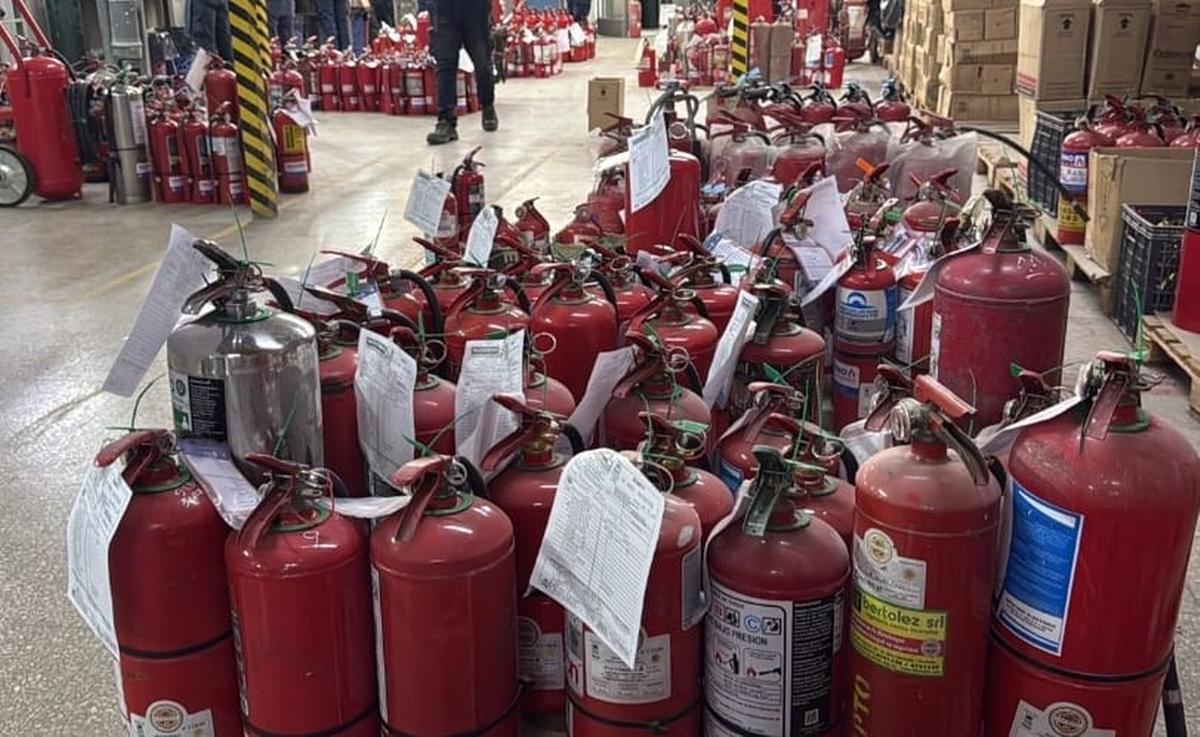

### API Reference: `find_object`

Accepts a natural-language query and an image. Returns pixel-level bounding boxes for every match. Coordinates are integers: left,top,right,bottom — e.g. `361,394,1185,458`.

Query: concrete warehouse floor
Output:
1,36,1197,736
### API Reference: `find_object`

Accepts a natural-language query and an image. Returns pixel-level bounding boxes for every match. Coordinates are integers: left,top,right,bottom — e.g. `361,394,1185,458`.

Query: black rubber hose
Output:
956,125,1089,224
563,424,586,454
1164,654,1188,737
459,456,489,499
504,278,532,314
591,270,619,307
391,269,444,337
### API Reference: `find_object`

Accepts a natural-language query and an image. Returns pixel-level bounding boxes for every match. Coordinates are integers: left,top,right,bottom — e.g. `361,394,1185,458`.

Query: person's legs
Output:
461,0,494,112
188,0,217,54
277,14,294,43
372,0,396,27
333,0,352,48
315,0,336,41
214,1,233,61
575,0,592,21
433,0,461,123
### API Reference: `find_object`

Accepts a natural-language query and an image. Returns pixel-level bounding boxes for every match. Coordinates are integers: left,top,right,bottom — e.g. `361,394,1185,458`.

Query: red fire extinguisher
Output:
875,77,910,122
931,191,1069,428
624,150,703,258
514,198,551,253
209,103,247,205
480,396,584,718
823,39,847,90
554,204,605,246
339,55,360,111
529,262,619,401
99,429,241,736
849,375,1001,737
657,242,742,333
319,55,340,111
566,451,703,736
452,147,486,241
227,455,379,737
317,250,446,335
602,332,711,451
295,315,366,496
373,455,521,735
416,238,473,311
637,412,733,540
1056,120,1113,246
149,109,187,204
357,56,381,112
205,57,239,123
181,109,216,204
985,352,1200,737
836,232,898,351
706,446,850,737
268,65,305,110
442,270,531,379
718,382,806,491
589,244,656,330
394,325,458,455
629,286,719,382
272,100,309,195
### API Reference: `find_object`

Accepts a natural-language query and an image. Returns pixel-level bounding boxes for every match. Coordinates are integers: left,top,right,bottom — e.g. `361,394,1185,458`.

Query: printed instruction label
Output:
894,287,916,365
929,312,942,379
835,285,897,344
996,479,1084,656
681,544,705,629
129,701,215,737
853,529,928,609
705,583,840,736
850,586,947,677
584,629,670,704
518,617,565,691
67,460,134,657
170,371,228,442
833,359,874,421
1008,700,1114,737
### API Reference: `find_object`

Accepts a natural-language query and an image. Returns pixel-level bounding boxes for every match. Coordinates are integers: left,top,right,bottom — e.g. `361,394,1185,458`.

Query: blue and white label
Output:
1059,151,1088,194
836,285,897,345
719,458,744,493
996,479,1084,656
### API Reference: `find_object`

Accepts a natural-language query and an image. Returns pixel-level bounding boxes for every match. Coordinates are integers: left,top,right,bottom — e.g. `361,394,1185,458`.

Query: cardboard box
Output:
587,77,625,132
751,20,773,73
1088,0,1153,102
1084,146,1194,272
945,0,1007,11
940,62,1016,92
941,37,1018,63
938,90,1021,118
768,21,794,83
1141,0,1200,97
985,6,1019,36
1016,0,1092,99
1017,95,1087,149
945,9,987,38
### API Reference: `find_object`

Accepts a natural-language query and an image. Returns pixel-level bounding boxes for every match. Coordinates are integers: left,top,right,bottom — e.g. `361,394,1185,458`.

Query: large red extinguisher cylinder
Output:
453,146,487,239
210,105,247,205
836,235,898,351
849,376,1001,737
442,270,531,380
403,65,425,115
931,191,1069,427
717,383,804,491
602,333,712,452
984,353,1200,737
383,325,458,458
272,102,309,194
339,57,360,111
667,245,743,334
832,347,887,431
313,320,366,496
875,77,910,123
630,287,719,382
357,58,381,111
706,447,850,737
1056,122,1114,246
480,397,583,718
588,170,627,235
624,150,703,258
1115,120,1165,148
566,451,703,737
2,42,83,201
182,112,217,204
100,430,241,736
529,263,619,401
205,58,239,122
515,198,552,253
783,425,855,550
555,204,605,246
319,59,340,111
637,412,734,541
730,284,826,422
149,112,187,203
227,455,378,737
374,455,520,736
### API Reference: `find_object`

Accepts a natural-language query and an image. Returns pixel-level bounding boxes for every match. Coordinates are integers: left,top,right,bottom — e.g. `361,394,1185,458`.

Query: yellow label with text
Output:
282,124,305,155
850,587,947,677
1057,198,1085,235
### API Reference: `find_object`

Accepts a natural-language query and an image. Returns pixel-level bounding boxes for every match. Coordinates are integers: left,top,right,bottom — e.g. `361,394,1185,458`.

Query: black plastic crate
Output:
1027,110,1084,216
1115,205,1187,342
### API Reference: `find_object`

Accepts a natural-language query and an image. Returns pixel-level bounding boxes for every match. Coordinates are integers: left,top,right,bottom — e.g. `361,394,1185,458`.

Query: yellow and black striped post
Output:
229,0,278,217
730,0,749,79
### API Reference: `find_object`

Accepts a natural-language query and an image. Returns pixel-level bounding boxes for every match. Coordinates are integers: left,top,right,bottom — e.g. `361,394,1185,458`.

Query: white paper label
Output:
130,97,148,146
403,170,452,236
975,396,1083,456
804,176,853,260
556,27,571,51
67,460,134,657
568,347,636,445
713,180,782,249
853,528,928,609
929,312,942,379
129,701,215,737
1009,700,1114,737
372,566,389,724
455,332,525,470
103,225,210,397
186,48,210,93
584,629,670,703
518,617,566,690
799,256,853,307
529,449,666,668
894,286,916,364
898,242,981,312
463,205,499,267
319,495,411,519
628,111,670,213
355,330,418,487
703,291,760,409
178,438,260,529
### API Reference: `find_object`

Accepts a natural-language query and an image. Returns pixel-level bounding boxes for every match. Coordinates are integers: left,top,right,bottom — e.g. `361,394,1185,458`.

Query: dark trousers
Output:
433,0,494,122
372,0,396,27
189,0,232,61
569,0,591,21
316,0,351,48
271,13,295,42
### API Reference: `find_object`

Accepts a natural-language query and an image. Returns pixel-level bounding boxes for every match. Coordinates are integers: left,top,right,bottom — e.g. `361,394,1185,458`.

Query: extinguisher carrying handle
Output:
480,394,560,472
638,411,708,461
742,447,799,537
1079,351,1141,443
390,455,475,543
413,236,463,264
95,429,174,485
388,269,446,337
864,364,914,432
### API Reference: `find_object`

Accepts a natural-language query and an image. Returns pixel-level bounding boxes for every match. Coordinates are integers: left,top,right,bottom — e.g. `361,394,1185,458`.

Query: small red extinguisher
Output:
273,94,310,194
149,109,187,204
227,455,379,737
209,103,247,205
373,455,522,735
101,429,242,736
181,109,217,204
452,146,486,241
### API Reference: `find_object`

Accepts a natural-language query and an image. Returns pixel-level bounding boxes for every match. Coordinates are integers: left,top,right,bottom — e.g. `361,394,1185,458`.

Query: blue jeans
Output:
268,0,296,42
433,0,494,121
189,0,232,60
316,0,351,49
570,0,591,21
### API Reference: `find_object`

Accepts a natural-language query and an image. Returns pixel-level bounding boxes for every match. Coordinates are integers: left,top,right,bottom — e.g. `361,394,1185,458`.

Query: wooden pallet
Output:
1030,213,1118,315
976,145,1019,201
1143,314,1200,416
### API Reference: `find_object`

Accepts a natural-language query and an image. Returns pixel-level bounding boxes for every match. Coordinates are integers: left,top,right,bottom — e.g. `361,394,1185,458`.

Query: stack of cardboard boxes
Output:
895,0,1021,119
